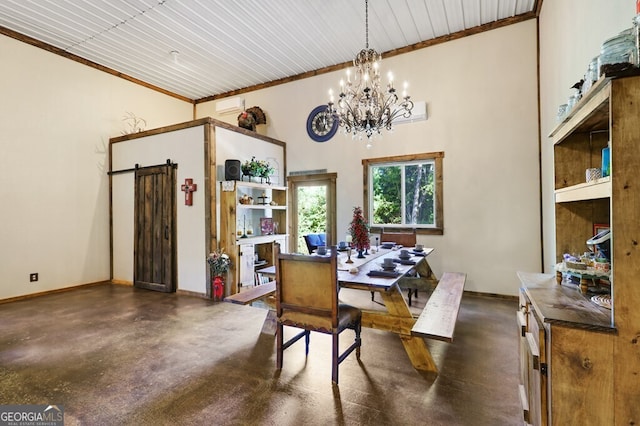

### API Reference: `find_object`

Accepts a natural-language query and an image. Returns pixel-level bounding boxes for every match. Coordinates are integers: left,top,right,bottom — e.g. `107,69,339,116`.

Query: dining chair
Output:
274,243,361,384
379,228,417,248
303,233,326,254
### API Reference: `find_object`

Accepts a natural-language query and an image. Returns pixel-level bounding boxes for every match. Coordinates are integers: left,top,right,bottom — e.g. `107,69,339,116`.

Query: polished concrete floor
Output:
0,284,521,426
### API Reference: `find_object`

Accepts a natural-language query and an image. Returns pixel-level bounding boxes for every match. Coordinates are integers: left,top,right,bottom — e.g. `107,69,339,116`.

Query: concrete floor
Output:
0,284,522,426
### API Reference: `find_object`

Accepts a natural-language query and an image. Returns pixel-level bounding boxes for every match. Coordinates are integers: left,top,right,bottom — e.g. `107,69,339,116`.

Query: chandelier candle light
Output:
327,0,413,146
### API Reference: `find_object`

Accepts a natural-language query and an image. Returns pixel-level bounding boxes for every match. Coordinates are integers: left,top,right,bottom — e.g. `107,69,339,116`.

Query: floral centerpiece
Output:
207,249,231,300
348,206,370,258
241,156,275,184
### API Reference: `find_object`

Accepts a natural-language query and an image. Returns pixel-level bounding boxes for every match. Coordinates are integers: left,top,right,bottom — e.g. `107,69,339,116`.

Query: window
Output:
363,152,443,235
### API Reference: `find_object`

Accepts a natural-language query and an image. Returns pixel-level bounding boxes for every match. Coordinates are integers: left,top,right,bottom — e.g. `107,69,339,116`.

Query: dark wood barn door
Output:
134,164,176,292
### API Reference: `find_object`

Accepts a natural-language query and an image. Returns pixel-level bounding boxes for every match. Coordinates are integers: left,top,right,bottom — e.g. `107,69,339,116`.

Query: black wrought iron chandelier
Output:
327,0,413,146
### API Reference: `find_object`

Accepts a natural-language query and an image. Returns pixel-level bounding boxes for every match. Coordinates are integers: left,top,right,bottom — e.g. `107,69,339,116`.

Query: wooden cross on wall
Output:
181,178,197,206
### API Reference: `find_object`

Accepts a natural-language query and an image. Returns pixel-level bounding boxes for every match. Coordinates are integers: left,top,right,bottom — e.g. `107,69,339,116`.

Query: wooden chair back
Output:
380,229,417,247
275,244,338,329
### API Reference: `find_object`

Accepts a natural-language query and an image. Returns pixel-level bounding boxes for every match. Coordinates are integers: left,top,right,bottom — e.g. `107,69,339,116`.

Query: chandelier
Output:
327,0,413,145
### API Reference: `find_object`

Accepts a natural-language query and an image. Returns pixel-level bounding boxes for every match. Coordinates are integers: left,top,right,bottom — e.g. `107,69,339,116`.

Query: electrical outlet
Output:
29,273,38,282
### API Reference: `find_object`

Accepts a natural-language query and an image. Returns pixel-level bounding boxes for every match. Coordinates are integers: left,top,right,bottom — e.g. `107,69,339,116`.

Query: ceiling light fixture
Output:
170,50,180,64
327,0,413,146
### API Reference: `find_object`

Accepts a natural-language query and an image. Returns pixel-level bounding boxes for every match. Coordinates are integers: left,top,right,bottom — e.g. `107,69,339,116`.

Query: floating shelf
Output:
554,177,611,203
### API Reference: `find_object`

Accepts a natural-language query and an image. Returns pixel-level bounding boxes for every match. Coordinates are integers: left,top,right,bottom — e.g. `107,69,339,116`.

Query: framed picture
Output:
593,223,609,236
260,217,274,235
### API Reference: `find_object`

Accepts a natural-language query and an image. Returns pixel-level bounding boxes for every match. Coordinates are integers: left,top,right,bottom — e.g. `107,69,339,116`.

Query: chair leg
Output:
305,330,310,356
276,323,284,369
407,288,413,306
332,333,339,384
355,322,362,359
371,291,375,301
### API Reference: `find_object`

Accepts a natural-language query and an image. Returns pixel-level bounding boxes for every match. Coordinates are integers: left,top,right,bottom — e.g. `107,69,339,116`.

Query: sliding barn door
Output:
134,164,176,292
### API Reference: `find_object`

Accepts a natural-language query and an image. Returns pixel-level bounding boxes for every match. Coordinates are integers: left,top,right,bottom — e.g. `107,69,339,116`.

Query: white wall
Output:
110,123,286,295
198,20,540,296
111,125,207,294
214,127,285,186
539,1,634,272
0,34,193,300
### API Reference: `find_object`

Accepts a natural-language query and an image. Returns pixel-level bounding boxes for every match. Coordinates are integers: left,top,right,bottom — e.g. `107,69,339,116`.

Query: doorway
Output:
134,163,177,292
288,173,337,253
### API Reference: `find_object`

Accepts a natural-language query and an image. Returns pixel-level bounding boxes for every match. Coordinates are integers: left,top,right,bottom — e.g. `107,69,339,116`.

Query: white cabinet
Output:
238,243,255,287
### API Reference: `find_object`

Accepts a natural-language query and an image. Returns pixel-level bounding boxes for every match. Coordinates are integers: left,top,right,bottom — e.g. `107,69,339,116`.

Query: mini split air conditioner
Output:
215,97,245,115
394,101,427,125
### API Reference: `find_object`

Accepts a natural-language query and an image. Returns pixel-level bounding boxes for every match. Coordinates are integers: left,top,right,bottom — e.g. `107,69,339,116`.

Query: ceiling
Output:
0,0,539,102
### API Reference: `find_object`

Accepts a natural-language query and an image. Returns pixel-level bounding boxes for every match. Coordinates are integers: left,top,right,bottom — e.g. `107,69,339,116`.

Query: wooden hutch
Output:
517,75,640,425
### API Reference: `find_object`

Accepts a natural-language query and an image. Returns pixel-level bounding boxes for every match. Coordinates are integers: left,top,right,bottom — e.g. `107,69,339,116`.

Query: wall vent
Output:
289,169,328,176
215,97,245,114
395,100,427,125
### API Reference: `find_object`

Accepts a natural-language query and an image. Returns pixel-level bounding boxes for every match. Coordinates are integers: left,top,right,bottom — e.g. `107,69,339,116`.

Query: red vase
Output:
212,276,224,301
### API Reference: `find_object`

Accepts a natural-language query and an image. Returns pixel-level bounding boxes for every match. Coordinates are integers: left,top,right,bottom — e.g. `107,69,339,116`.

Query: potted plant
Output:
207,249,231,300
241,156,274,184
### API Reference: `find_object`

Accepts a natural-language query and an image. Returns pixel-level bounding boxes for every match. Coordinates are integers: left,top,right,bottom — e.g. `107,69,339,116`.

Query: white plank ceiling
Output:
0,0,537,101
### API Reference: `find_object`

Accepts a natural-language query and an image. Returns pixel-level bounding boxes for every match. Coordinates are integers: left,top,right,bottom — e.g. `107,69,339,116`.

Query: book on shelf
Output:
254,272,271,286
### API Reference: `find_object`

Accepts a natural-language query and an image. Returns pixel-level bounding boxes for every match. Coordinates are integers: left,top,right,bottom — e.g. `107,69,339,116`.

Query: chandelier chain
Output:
365,0,369,49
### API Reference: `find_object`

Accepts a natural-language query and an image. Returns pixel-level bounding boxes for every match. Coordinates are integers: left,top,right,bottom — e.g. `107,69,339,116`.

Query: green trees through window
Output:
365,152,443,233
296,185,327,252
372,161,434,226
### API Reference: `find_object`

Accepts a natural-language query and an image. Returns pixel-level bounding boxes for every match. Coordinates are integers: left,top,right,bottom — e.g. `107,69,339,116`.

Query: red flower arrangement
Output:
207,249,231,300
348,206,370,251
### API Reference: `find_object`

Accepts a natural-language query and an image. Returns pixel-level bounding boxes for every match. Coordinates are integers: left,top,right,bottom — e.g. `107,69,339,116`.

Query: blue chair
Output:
303,233,326,254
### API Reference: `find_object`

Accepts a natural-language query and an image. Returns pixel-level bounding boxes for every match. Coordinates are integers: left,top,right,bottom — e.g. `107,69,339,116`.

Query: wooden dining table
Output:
336,247,440,374
255,246,440,374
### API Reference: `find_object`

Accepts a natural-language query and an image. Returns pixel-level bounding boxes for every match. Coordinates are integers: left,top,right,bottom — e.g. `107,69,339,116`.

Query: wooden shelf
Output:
230,180,287,191
220,180,288,294
554,177,611,203
550,76,611,144
533,75,640,424
235,234,288,245
237,204,286,210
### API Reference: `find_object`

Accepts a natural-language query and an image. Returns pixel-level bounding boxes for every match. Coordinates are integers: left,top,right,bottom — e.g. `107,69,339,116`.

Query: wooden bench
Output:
398,259,439,306
223,281,278,335
411,272,466,342
223,281,275,305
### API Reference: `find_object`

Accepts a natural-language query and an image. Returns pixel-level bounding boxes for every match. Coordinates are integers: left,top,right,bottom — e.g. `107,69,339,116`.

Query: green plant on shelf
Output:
242,156,274,183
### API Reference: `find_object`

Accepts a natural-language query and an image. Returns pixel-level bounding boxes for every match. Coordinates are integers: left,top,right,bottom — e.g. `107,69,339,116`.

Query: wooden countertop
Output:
517,271,615,333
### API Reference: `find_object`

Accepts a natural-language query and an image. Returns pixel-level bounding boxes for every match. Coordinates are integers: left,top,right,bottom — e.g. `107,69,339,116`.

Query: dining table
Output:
335,246,440,374
258,245,440,374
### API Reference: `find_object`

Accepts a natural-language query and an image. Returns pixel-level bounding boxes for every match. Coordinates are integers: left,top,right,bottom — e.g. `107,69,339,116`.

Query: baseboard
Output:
176,288,209,299
0,280,110,304
113,281,209,299
463,290,518,301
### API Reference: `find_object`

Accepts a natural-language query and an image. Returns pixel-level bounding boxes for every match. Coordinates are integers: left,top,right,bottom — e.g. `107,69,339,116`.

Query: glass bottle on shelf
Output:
602,142,611,177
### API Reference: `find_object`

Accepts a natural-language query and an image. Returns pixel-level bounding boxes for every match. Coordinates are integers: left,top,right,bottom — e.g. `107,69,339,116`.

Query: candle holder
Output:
346,247,354,264
240,215,248,238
